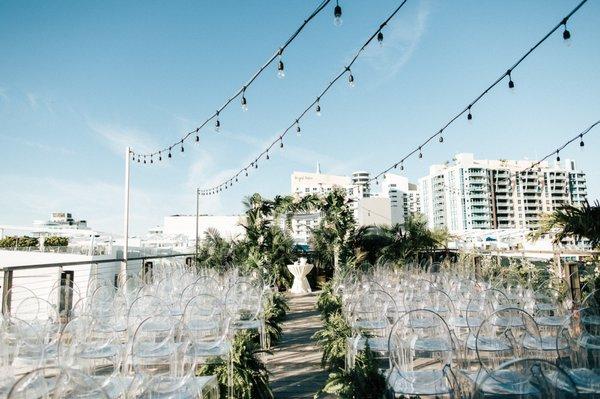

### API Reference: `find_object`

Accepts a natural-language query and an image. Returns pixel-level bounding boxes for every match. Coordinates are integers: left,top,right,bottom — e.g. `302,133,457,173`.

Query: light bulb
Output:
277,59,285,79
168,148,172,158
334,3,342,27
580,135,585,148
159,152,162,161
280,140,284,149
266,152,270,160
296,121,301,136
316,102,321,116
348,73,355,88
215,114,221,132
377,32,384,47
195,128,200,145
467,107,473,124
241,94,248,112
439,135,444,143
563,27,572,47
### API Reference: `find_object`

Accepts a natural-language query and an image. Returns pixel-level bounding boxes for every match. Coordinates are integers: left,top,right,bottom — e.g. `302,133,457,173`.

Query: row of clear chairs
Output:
337,264,600,398
0,259,273,398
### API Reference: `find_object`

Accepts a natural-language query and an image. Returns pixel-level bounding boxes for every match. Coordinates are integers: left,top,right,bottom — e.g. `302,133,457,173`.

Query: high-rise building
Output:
289,167,388,243
419,153,587,233
380,174,421,225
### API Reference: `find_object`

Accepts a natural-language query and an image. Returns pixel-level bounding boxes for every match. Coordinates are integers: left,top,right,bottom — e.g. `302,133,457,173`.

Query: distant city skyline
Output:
1,1,599,234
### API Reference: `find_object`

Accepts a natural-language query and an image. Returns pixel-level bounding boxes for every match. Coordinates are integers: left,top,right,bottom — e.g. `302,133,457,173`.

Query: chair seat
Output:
467,369,540,396
414,337,452,353
491,316,524,328
348,336,389,353
466,335,511,352
352,319,388,330
535,315,570,327
79,344,120,359
523,335,568,351
386,369,453,396
448,316,482,329
187,319,219,332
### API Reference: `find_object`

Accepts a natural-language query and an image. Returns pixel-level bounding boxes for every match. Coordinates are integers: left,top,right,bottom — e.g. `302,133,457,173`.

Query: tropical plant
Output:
316,282,342,321
44,236,69,247
263,291,289,346
312,311,351,371
350,215,445,266
534,200,600,248
196,228,246,271
309,189,356,274
0,235,39,248
197,331,273,399
317,343,387,399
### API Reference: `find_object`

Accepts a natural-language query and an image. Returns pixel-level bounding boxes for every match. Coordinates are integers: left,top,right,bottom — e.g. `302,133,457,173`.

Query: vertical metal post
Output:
195,188,200,267
121,146,131,285
2,269,13,316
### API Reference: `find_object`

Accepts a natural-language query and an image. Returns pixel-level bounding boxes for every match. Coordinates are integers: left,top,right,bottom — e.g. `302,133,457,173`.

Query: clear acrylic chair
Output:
386,309,458,398
7,366,110,398
473,358,578,399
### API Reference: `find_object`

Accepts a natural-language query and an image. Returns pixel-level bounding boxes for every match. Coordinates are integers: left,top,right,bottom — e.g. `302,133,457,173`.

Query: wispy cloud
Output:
361,0,431,80
88,121,161,156
0,134,74,156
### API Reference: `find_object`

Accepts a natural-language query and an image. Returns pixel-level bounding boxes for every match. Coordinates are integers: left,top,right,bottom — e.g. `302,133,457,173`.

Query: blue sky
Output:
1,1,599,235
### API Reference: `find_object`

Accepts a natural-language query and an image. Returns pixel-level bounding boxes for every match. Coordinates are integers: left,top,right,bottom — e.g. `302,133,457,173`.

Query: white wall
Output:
163,215,246,241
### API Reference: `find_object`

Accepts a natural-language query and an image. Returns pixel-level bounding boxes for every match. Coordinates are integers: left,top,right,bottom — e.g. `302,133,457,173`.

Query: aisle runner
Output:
267,292,333,398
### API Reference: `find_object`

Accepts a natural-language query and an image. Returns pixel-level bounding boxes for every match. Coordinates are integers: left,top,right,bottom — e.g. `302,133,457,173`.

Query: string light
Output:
195,128,200,144
150,156,153,164
507,69,515,91
334,0,342,27
277,49,285,79
418,147,423,159
159,151,162,161
316,99,321,116
131,0,331,163
562,17,572,46
181,142,185,153
296,120,301,136
377,31,384,47
143,156,146,164
439,130,444,143
266,152,270,160
241,87,248,111
519,120,599,174
366,0,588,186
347,68,355,88
215,112,221,132
199,0,439,195
168,147,172,158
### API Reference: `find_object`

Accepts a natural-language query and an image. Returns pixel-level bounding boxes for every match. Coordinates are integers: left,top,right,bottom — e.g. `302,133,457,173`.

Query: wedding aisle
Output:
268,292,333,398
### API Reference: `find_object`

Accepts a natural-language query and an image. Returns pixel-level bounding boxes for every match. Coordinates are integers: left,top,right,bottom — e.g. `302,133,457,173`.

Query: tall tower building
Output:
419,153,587,233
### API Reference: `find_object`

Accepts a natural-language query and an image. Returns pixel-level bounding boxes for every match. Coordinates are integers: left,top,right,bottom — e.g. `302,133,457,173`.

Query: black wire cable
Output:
200,0,409,195
519,120,599,174
368,0,588,185
131,0,332,160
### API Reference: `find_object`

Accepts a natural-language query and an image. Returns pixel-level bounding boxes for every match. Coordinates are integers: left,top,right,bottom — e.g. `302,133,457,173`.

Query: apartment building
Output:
419,153,587,233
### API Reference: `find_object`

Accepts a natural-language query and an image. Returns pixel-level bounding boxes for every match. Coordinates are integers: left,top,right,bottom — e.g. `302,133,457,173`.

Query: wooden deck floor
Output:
268,291,333,399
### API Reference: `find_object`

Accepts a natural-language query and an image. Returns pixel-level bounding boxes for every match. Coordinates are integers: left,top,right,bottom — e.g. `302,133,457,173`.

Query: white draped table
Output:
287,261,314,294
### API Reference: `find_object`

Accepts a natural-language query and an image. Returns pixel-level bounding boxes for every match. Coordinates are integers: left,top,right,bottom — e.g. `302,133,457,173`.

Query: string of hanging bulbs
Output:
129,0,343,164
368,0,588,188
198,0,409,196
517,119,599,177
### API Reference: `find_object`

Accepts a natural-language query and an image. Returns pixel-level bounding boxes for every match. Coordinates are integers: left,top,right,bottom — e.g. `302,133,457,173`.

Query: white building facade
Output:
419,153,588,233
380,173,421,225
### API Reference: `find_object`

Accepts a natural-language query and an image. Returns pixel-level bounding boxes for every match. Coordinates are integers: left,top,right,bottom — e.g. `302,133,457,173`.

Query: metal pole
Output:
121,146,131,285
195,188,200,267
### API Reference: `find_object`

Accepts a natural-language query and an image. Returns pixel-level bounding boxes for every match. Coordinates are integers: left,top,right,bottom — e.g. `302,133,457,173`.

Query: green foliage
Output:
309,188,356,274
197,331,273,399
312,311,351,371
263,291,289,346
196,228,247,271
316,282,342,321
534,200,600,249
0,235,39,248
317,342,387,399
350,215,446,267
44,236,69,247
